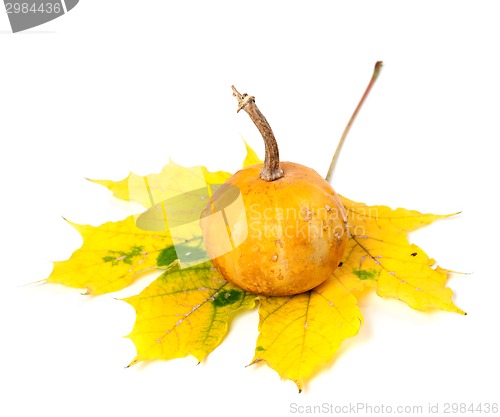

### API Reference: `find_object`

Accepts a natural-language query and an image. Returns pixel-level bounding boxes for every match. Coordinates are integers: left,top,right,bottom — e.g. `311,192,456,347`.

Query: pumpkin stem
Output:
232,85,284,181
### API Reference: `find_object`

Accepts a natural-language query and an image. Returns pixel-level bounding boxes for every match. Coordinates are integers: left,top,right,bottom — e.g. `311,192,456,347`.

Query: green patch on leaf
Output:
157,240,207,268
352,268,378,280
255,346,265,352
103,246,144,266
175,243,207,265
213,289,244,307
157,246,178,267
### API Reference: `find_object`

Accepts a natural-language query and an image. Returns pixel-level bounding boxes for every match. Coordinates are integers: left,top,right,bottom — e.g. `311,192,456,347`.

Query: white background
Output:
1,2,499,416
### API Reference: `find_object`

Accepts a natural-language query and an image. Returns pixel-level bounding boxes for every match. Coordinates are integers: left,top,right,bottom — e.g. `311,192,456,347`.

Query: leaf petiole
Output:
326,61,383,183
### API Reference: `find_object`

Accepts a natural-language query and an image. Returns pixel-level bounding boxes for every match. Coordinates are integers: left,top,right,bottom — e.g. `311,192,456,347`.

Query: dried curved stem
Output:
232,85,284,181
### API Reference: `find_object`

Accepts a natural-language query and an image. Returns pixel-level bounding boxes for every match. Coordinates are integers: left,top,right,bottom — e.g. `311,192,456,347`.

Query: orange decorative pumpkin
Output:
200,87,348,296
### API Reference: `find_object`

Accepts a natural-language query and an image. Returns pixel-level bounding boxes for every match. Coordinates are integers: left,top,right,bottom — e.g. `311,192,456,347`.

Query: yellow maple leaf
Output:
44,130,464,390
252,276,362,391
125,262,256,364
